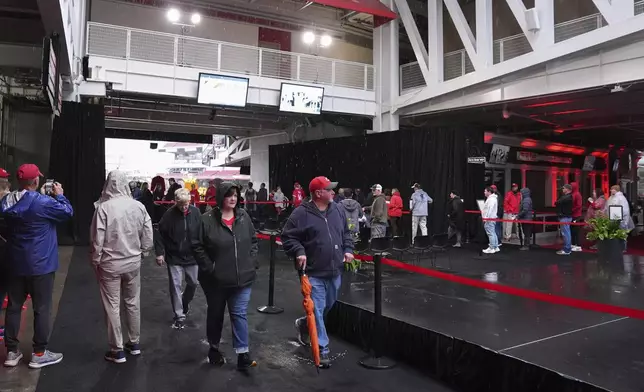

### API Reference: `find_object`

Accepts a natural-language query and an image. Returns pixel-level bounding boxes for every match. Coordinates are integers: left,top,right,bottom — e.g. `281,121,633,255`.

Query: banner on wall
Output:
489,144,510,164
517,151,572,164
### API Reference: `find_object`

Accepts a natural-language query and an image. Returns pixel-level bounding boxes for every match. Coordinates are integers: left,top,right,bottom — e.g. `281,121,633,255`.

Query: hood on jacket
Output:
571,182,579,193
95,170,132,208
215,181,239,209
340,198,361,212
520,187,531,198
2,190,36,216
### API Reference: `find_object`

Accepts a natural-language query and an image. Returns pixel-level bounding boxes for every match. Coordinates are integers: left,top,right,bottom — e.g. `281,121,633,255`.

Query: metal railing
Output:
87,22,375,91
400,1,644,93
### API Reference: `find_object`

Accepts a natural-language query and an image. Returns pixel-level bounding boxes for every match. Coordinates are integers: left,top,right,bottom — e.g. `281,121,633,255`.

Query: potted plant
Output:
586,214,629,260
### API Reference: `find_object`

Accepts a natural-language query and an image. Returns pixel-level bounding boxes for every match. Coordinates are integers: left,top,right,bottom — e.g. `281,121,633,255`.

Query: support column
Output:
428,0,444,82
476,0,493,68
372,0,399,133
534,0,554,48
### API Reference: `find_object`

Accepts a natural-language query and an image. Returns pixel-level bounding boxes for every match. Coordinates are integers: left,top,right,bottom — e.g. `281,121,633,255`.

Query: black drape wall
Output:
269,127,485,236
49,102,106,245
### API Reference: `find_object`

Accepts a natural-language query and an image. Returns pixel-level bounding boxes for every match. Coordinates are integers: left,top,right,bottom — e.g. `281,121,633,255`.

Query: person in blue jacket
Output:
1,164,73,369
281,176,354,368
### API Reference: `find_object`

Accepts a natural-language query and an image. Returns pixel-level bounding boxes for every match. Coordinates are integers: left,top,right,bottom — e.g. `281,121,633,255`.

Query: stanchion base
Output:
257,305,284,314
359,355,396,370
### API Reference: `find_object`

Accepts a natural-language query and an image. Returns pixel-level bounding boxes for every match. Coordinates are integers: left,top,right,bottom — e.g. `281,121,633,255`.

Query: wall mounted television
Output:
197,73,249,107
279,83,324,115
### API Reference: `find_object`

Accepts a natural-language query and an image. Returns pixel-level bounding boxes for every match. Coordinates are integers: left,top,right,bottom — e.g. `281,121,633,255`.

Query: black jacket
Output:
556,193,573,218
447,197,464,229
281,200,354,279
154,205,200,266
518,188,533,220
192,183,258,288
165,183,182,201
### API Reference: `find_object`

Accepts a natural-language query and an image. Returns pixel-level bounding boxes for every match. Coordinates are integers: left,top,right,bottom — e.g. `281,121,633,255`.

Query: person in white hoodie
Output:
90,170,154,364
482,186,500,254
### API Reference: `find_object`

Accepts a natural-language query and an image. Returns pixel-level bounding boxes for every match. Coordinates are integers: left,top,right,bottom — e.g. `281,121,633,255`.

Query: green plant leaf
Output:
586,214,629,241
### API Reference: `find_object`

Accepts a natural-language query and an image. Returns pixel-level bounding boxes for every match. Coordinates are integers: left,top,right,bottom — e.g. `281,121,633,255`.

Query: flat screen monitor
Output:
197,73,249,107
279,83,324,115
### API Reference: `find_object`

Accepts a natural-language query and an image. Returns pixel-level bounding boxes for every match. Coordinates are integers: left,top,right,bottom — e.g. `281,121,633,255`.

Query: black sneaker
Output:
237,353,257,370
125,342,141,356
104,350,126,364
319,352,331,369
172,319,185,330
294,318,310,346
208,348,225,366
183,304,191,318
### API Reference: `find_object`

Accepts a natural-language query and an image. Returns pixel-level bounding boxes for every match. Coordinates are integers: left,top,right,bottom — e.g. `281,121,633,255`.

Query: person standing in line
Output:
555,184,574,256
2,164,73,368
155,189,201,330
165,178,182,202
339,188,363,243
586,188,606,250
518,187,534,251
192,182,258,370
482,186,499,254
388,188,403,237
90,170,154,364
189,183,201,206
0,168,11,343
292,182,305,208
273,186,286,215
282,176,354,368
447,190,464,248
354,188,365,206
503,184,521,242
570,182,583,252
367,184,388,239
244,182,257,218
491,185,504,246
410,183,432,242
605,185,635,252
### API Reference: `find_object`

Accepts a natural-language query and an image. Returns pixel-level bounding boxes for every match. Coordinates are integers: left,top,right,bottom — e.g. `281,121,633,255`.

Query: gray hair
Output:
174,188,191,203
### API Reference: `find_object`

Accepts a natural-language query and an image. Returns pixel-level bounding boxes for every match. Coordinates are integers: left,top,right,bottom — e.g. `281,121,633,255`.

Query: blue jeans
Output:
201,277,252,354
560,217,572,253
297,275,341,354
484,221,499,249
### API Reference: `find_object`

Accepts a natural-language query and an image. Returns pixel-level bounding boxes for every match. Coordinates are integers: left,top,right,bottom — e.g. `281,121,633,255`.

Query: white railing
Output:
400,1,644,94
87,22,375,91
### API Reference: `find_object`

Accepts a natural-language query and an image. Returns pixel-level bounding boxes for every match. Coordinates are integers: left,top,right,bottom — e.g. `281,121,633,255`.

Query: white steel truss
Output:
393,0,642,112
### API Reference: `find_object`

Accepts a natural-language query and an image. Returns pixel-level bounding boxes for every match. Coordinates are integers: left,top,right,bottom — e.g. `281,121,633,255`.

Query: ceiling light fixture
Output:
302,31,315,45
167,8,180,23
191,13,201,25
320,34,333,47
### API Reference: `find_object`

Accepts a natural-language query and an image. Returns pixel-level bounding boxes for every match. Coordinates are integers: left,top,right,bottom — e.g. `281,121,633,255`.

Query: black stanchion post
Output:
257,234,284,314
532,212,537,246
464,218,470,244
360,254,396,369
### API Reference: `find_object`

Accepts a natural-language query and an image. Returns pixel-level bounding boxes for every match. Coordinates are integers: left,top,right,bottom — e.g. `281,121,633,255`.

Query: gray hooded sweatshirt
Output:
90,170,154,274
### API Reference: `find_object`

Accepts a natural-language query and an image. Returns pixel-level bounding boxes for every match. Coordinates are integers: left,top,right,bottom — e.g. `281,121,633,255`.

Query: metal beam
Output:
505,0,536,50
428,0,444,82
393,0,431,86
444,0,480,70
476,0,493,68
394,14,644,111
591,0,634,24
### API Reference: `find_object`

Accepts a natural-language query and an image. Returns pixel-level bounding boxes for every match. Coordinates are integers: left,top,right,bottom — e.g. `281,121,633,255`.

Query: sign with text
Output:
468,157,486,164
517,151,572,165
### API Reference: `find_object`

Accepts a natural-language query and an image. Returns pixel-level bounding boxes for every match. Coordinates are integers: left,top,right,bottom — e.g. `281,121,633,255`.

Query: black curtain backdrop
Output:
269,127,485,236
49,102,106,245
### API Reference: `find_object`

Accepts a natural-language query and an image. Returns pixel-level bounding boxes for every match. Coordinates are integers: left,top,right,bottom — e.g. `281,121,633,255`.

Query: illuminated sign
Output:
517,151,572,164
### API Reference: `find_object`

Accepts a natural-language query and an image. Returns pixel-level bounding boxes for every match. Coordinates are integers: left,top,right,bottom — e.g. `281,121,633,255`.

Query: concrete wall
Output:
443,0,599,53
0,99,53,178
249,123,364,188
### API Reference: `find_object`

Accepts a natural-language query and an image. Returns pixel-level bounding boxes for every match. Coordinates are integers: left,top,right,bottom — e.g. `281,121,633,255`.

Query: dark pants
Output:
4,272,55,353
495,221,503,242
389,217,401,237
200,275,252,354
520,222,533,247
571,217,582,246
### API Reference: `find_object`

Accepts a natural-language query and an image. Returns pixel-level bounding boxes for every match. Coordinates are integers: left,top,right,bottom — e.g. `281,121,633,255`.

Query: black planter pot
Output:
597,239,624,261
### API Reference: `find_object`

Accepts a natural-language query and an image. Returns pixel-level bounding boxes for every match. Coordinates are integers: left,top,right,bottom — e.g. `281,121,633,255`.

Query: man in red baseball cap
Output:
1,163,73,369
281,176,352,368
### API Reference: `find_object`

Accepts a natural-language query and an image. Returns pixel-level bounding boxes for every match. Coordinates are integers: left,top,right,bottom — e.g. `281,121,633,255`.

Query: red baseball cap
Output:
309,176,338,193
17,164,43,180
0,168,9,178
490,185,498,191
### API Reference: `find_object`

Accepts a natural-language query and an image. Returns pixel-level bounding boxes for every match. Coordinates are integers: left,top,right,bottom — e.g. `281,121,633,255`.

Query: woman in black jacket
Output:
192,182,258,370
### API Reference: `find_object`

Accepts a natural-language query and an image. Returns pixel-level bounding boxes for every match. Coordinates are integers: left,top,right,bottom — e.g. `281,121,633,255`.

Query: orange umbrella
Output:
300,268,320,371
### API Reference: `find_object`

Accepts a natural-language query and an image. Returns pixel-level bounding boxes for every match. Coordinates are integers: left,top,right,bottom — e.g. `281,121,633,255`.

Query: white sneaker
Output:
572,246,582,252
4,351,23,367
493,248,500,253
482,248,494,254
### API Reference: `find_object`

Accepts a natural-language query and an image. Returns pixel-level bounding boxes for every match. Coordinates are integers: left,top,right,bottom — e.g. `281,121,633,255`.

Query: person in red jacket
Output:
570,181,583,252
388,188,403,237
189,183,200,206
292,182,305,208
204,181,216,209
503,183,521,241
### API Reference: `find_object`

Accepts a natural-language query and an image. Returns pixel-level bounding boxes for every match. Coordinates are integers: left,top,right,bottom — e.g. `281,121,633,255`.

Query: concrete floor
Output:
0,246,74,392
